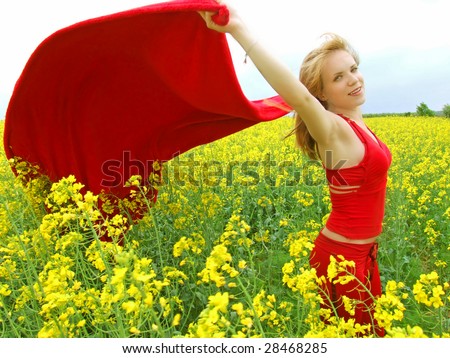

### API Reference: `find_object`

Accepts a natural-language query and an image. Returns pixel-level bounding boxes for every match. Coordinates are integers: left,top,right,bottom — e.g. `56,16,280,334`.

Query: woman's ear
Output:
318,92,327,101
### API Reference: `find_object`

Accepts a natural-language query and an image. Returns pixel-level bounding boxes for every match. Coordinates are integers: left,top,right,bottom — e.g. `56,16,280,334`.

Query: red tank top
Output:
325,115,392,239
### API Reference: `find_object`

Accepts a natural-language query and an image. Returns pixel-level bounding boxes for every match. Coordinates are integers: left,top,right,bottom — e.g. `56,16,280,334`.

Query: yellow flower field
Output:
0,116,448,338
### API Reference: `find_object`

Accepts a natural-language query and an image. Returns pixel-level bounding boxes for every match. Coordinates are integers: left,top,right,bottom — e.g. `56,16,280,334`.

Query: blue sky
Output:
1,0,449,117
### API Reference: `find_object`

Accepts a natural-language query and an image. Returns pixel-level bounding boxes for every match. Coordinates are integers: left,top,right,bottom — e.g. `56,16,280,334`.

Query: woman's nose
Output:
348,74,359,85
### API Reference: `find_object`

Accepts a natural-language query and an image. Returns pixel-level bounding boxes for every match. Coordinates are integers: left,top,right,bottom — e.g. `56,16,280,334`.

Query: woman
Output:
200,1,391,337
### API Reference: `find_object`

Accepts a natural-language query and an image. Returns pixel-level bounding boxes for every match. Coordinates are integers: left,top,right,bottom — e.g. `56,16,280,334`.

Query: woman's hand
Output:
198,1,245,36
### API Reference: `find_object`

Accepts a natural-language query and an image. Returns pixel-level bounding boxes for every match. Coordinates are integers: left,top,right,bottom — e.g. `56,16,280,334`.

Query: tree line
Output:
364,102,450,118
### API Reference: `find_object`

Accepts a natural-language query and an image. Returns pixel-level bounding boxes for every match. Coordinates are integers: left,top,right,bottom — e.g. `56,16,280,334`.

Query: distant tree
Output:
416,102,435,117
443,104,450,118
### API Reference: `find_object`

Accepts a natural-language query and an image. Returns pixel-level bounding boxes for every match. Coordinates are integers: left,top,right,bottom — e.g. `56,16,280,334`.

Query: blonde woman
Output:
200,2,391,336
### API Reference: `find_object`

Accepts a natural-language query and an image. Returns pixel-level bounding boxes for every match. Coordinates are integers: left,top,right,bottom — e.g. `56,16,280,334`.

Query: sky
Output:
0,0,449,118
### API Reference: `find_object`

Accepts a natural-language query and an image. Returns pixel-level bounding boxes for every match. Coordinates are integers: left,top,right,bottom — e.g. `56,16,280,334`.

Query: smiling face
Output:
320,50,365,114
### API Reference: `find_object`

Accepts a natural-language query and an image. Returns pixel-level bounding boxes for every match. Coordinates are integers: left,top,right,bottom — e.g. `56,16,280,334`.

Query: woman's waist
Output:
325,207,385,240
321,226,378,245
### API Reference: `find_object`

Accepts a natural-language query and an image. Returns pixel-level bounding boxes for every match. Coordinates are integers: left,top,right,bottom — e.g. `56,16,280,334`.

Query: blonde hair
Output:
288,33,360,160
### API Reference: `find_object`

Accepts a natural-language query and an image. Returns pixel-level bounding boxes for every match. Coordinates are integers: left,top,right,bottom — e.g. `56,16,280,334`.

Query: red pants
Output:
309,232,385,336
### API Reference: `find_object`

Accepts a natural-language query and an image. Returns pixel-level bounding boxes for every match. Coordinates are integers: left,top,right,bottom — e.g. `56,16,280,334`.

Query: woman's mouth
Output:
348,87,363,96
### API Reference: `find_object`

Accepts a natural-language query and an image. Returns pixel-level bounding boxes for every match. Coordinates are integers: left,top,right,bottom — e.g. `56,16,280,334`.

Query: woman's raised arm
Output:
199,4,338,146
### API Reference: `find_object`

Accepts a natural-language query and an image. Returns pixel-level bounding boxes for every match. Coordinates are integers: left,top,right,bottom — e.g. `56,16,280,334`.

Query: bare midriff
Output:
322,226,378,245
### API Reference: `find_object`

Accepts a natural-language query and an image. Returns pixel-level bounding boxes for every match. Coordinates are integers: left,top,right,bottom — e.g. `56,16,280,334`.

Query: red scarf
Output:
4,0,290,224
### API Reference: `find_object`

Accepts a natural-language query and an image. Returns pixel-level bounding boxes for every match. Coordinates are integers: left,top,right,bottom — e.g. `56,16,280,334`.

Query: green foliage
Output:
364,112,412,118
442,104,450,118
416,102,435,117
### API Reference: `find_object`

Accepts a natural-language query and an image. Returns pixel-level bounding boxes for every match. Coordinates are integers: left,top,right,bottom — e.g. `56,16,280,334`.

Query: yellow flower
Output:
125,175,142,187
342,296,356,316
144,294,154,307
152,160,161,171
327,256,338,281
257,196,272,207
374,281,407,330
241,317,253,328
279,219,288,227
172,313,182,327
111,267,128,285
130,327,141,335
122,301,139,314
232,302,244,316
284,230,316,260
0,284,12,297
197,244,237,287
386,325,428,338
293,190,314,206
208,292,229,314
327,255,355,284
413,271,446,308
185,293,231,338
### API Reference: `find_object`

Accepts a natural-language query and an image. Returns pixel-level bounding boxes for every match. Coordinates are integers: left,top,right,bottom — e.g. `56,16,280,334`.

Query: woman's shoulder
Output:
324,112,357,142
318,112,366,169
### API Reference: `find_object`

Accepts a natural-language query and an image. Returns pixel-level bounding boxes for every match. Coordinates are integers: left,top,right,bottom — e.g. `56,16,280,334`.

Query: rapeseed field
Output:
0,116,448,338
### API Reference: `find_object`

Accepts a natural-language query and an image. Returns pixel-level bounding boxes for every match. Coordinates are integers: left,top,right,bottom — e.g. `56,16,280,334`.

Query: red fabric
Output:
325,115,392,239
3,0,290,221
310,232,385,337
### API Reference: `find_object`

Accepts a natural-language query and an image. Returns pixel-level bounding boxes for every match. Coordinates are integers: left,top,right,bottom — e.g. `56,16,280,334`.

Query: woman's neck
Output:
330,107,363,122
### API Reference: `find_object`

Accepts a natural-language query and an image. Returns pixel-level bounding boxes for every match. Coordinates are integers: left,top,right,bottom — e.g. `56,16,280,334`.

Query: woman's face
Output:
320,50,365,113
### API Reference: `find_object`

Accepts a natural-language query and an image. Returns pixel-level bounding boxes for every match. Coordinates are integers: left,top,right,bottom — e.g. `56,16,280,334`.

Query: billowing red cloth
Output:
3,0,290,218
